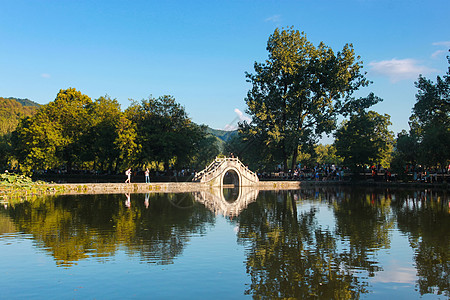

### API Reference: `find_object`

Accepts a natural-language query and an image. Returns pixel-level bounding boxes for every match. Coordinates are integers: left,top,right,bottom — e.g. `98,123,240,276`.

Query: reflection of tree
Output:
237,190,369,299
4,193,214,267
119,193,215,264
0,212,16,235
332,187,394,276
393,190,450,297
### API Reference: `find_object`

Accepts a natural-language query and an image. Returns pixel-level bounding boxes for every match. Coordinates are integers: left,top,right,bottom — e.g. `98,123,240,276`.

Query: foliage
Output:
334,110,394,171
225,130,279,171
12,110,65,173
394,52,450,169
0,173,54,201
314,144,343,166
241,27,371,171
0,172,35,185
410,53,450,167
0,134,13,170
0,97,39,136
83,96,124,171
9,89,218,174
126,95,219,170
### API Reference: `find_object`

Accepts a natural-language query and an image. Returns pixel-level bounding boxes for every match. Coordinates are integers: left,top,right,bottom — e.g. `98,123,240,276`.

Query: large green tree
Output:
241,27,371,171
13,88,93,172
126,95,217,170
409,53,450,168
82,96,124,172
334,110,394,171
13,108,65,173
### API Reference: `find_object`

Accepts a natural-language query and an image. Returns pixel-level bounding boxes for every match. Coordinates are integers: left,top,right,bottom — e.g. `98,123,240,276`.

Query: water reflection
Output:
144,193,149,208
0,194,215,267
392,189,450,296
0,187,448,298
192,186,259,217
233,187,449,298
124,193,131,208
223,186,239,202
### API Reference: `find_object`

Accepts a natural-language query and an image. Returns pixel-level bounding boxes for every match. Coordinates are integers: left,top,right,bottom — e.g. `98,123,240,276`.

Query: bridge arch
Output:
192,157,259,187
221,167,241,187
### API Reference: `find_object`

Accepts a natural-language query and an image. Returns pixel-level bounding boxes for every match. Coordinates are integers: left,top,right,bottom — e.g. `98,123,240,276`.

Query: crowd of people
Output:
258,163,450,183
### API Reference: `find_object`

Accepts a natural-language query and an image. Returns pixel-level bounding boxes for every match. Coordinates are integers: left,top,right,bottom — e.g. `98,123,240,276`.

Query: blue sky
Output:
1,0,449,138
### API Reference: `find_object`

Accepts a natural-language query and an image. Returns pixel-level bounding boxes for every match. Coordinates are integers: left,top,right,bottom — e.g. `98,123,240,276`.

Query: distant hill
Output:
0,97,40,135
206,127,237,153
5,97,40,107
206,127,237,142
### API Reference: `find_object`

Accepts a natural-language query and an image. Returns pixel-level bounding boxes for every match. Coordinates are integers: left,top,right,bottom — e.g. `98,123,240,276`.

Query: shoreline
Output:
35,180,450,195
44,181,302,195
1,180,448,203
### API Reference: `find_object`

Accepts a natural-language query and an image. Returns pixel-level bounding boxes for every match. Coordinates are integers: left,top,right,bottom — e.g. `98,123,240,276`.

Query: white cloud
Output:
432,41,450,47
431,41,450,59
368,59,437,82
40,73,51,78
223,108,251,131
431,49,446,59
265,14,281,23
234,108,251,123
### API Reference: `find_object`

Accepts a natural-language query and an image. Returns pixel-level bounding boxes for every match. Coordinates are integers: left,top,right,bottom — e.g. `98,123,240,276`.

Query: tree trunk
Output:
291,146,298,171
283,157,289,172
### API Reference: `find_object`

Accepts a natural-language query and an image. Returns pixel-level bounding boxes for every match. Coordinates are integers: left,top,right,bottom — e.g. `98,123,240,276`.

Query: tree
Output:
44,88,93,171
114,112,140,171
189,130,220,171
315,144,343,166
12,111,65,173
12,88,94,173
82,96,124,172
126,95,213,171
408,52,450,168
241,27,370,171
225,130,278,171
334,110,394,171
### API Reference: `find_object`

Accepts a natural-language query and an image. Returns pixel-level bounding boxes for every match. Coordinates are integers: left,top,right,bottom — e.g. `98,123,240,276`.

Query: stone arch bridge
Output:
192,157,259,187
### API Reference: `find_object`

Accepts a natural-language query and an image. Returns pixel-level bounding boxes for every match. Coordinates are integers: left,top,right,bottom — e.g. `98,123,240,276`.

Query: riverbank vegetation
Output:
0,27,448,181
0,173,65,204
4,90,220,175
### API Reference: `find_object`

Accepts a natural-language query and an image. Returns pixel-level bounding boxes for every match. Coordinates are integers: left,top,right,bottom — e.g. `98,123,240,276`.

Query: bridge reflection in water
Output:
192,186,259,217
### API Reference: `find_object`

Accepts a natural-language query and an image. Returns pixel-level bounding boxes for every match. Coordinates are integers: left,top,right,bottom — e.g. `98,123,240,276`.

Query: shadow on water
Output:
0,186,449,298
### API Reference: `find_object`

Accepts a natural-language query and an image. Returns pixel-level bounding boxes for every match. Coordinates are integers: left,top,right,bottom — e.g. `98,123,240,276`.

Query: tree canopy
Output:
334,110,394,171
240,27,372,171
393,52,450,170
10,88,219,174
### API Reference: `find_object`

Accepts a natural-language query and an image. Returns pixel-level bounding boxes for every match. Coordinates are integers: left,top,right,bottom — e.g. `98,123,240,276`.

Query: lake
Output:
0,187,449,299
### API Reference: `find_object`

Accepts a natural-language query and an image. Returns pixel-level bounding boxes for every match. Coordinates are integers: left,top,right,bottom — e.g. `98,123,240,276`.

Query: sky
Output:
1,0,449,139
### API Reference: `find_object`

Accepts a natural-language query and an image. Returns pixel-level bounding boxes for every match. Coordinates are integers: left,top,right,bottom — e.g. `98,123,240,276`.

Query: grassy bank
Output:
0,173,66,204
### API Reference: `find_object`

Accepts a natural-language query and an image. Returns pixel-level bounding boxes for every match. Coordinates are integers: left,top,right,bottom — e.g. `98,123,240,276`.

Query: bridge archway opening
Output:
223,169,240,187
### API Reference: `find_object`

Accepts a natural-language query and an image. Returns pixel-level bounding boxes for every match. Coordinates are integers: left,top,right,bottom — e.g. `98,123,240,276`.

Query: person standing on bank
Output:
125,168,131,183
145,168,150,183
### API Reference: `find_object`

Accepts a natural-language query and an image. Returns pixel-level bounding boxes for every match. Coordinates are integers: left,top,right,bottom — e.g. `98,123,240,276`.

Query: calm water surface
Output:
0,187,449,299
